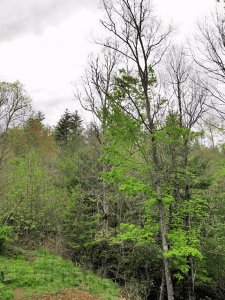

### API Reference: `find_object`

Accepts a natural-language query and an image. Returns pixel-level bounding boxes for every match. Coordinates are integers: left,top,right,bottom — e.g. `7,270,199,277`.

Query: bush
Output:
0,218,13,254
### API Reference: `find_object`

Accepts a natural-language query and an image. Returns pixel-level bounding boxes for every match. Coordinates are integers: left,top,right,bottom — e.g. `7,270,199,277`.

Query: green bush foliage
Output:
0,219,12,254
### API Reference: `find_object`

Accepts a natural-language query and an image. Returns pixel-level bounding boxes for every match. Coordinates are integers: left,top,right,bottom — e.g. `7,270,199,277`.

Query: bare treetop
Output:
99,0,174,71
191,8,225,119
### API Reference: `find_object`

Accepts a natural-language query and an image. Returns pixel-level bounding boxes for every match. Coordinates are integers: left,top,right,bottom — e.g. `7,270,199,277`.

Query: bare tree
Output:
97,0,175,298
191,8,225,119
74,48,119,130
74,48,119,236
165,45,208,129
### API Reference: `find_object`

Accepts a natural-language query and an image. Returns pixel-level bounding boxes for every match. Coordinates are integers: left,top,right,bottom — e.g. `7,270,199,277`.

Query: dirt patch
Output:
13,288,103,300
14,288,25,299
13,288,126,300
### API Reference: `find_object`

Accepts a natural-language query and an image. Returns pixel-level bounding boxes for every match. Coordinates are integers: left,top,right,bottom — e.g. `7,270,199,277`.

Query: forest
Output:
1,1,225,299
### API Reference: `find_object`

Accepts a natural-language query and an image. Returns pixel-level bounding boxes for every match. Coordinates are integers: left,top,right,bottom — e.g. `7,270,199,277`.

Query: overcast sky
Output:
0,0,221,127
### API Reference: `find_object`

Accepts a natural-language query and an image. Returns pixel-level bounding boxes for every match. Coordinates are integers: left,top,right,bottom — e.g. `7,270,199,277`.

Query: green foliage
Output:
0,249,121,300
111,222,156,246
98,65,220,299
164,195,211,281
0,81,32,132
2,145,64,237
55,123,102,194
64,186,99,251
0,219,12,254
1,58,225,299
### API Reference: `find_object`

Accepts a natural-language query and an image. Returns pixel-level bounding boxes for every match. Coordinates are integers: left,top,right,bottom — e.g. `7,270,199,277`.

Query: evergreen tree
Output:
55,109,83,143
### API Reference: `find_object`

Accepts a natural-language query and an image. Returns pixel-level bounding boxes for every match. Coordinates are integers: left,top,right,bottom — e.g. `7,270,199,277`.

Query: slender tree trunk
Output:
188,255,195,300
159,265,165,300
101,161,109,278
102,162,109,233
152,137,174,300
159,201,174,300
183,140,195,300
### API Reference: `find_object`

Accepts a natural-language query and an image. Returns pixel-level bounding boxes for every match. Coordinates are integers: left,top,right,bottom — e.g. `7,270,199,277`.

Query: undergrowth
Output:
0,248,121,300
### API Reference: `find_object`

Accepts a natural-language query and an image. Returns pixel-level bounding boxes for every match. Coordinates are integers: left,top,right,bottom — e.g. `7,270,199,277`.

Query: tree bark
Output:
188,255,195,300
102,173,109,233
152,136,174,300
184,141,195,300
159,201,174,300
159,265,165,300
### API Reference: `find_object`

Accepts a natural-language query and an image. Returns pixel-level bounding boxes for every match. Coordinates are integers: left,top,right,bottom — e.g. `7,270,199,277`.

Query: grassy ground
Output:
0,249,121,300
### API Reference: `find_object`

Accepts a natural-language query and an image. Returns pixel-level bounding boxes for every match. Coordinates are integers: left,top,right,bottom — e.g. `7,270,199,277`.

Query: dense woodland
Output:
1,1,225,299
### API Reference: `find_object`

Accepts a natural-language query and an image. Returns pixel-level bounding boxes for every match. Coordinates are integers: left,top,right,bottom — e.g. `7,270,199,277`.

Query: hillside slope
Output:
0,249,124,300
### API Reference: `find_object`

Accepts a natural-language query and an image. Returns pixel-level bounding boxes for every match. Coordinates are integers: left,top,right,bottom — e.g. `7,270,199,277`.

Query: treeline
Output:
1,1,225,299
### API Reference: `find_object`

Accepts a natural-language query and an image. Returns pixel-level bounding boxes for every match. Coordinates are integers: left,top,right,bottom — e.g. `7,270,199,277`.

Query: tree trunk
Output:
102,162,109,233
188,255,195,300
101,162,109,278
184,142,195,300
152,137,174,300
159,265,165,300
159,200,174,300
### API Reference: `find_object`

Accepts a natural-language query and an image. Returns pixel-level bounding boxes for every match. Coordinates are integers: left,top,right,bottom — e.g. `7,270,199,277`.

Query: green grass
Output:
0,249,121,300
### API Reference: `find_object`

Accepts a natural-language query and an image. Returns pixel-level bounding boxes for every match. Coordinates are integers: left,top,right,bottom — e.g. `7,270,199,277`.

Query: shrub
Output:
0,218,12,254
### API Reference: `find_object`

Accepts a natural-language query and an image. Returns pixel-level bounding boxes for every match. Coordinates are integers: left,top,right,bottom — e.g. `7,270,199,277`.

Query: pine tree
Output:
55,109,83,143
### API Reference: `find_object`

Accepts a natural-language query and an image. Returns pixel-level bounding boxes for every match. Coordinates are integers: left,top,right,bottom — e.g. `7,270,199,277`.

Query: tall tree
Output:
74,48,119,235
98,0,175,298
74,48,119,278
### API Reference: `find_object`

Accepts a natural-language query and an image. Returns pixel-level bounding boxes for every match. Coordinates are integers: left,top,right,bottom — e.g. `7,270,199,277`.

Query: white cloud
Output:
0,0,100,42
